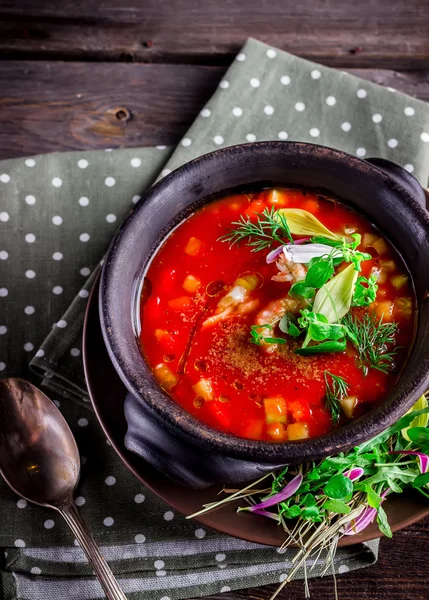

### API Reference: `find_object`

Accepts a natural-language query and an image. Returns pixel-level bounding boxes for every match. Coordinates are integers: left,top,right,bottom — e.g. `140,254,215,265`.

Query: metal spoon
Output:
0,378,127,600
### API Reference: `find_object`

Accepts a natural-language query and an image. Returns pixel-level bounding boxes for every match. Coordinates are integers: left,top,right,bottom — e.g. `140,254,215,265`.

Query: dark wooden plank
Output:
206,518,429,600
0,0,429,68
0,62,428,161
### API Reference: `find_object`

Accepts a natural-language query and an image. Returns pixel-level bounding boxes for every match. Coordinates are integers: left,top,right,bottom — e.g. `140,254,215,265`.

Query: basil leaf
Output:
288,323,301,337
295,339,347,355
305,258,334,288
264,336,287,344
377,505,392,538
308,322,334,341
322,499,351,514
323,474,353,499
352,274,378,307
412,472,429,488
289,281,315,299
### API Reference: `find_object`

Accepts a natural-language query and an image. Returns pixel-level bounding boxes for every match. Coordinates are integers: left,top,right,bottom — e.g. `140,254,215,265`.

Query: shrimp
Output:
202,274,260,328
254,297,300,352
272,254,307,283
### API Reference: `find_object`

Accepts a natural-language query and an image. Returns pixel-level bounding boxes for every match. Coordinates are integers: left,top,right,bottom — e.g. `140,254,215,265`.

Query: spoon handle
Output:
60,502,127,600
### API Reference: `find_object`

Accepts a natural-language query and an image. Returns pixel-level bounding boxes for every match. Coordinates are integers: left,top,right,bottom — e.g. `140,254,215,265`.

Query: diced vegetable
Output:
371,267,387,284
168,296,192,310
373,300,394,321
242,420,264,440
268,189,288,206
192,378,214,401
340,395,358,418
278,209,341,241
267,422,287,441
155,329,169,342
287,422,310,440
205,402,231,428
154,364,178,391
372,237,389,255
183,275,201,293
362,233,377,248
379,260,396,272
236,272,261,291
394,297,413,316
264,396,287,424
391,274,408,290
184,237,202,256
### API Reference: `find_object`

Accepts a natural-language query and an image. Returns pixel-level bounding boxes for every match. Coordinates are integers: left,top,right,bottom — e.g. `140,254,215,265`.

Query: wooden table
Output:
1,1,428,598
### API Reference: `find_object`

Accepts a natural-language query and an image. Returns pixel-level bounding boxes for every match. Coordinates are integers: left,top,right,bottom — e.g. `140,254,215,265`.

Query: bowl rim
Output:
100,141,429,463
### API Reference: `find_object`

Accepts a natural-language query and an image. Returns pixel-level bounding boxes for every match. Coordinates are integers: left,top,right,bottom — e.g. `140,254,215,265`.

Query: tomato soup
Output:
139,188,415,442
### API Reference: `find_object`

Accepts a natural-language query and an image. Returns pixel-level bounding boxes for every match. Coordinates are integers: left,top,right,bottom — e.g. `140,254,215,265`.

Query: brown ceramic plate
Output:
83,275,429,547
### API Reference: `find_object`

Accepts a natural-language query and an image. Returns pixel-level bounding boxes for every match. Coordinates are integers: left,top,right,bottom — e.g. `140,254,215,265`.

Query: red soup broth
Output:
139,188,415,442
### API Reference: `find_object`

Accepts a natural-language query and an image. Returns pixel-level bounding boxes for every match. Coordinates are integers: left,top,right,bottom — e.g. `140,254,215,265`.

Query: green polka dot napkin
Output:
1,37,429,600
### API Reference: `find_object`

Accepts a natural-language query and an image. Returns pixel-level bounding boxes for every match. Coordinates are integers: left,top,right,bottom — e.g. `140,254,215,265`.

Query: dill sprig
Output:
343,312,399,374
218,206,293,251
324,371,349,423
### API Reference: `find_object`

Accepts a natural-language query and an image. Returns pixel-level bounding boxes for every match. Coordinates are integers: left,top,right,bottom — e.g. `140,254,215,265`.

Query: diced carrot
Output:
266,422,287,441
267,189,288,206
168,296,192,310
206,402,231,429
372,300,394,321
288,400,311,422
183,275,201,293
264,396,287,424
192,378,214,401
184,237,202,256
155,329,169,342
301,199,319,214
153,364,178,391
287,422,309,440
245,199,266,216
242,419,264,440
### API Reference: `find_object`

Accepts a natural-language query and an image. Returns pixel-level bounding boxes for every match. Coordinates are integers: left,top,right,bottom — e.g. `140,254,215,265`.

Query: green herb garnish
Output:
352,273,378,307
324,371,350,423
219,206,293,251
249,324,287,346
343,312,399,374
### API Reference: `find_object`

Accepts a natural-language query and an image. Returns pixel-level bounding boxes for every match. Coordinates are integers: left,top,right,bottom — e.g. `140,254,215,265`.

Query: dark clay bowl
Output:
99,142,429,488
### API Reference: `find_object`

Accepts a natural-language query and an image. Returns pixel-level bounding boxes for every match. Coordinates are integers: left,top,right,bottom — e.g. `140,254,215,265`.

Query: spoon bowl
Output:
0,378,79,507
0,378,127,600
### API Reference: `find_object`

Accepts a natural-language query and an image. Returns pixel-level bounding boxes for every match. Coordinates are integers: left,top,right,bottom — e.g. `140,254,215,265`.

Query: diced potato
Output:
154,364,178,391
379,260,396,272
184,237,202,256
372,300,394,321
287,422,309,441
264,397,287,424
362,233,377,248
183,275,201,293
340,395,358,418
236,273,261,291
344,225,358,235
370,266,387,284
192,378,214,401
391,274,408,290
267,422,287,441
242,419,264,440
394,297,413,317
372,237,389,255
168,296,192,310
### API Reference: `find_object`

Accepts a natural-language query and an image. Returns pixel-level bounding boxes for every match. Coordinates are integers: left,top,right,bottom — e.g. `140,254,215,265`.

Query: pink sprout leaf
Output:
389,450,429,474
237,473,303,513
